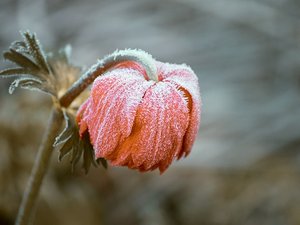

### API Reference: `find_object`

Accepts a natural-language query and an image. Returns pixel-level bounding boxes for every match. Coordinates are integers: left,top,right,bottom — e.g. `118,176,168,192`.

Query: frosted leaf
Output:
0,68,31,78
55,110,107,173
0,30,78,98
8,77,44,94
54,110,73,146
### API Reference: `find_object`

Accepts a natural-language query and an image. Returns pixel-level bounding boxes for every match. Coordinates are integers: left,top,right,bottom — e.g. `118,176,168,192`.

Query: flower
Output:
76,59,201,173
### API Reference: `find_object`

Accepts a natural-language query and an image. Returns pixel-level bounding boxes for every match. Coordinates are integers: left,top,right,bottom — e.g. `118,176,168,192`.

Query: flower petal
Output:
78,68,154,159
76,98,90,136
110,82,190,173
158,62,201,158
112,61,148,80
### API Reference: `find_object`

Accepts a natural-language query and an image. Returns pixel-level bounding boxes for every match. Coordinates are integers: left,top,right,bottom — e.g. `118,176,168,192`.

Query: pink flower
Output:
77,60,201,173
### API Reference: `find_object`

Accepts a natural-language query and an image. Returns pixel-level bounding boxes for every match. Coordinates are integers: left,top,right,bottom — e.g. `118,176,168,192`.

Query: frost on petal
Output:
112,61,147,80
78,68,155,159
158,62,201,158
109,82,190,173
76,98,90,136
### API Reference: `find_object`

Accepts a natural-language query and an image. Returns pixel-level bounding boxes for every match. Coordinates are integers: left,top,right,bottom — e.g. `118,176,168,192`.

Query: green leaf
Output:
0,68,31,77
83,145,93,174
3,49,40,73
81,131,98,173
22,31,51,74
55,112,107,173
97,158,108,169
70,136,79,162
54,111,74,146
58,136,73,161
10,40,27,50
10,41,30,56
8,77,54,95
71,140,83,172
9,77,41,94
1,31,82,98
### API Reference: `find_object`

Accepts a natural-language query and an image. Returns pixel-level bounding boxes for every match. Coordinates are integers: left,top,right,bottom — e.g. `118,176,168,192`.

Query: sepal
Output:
54,110,107,174
0,31,80,99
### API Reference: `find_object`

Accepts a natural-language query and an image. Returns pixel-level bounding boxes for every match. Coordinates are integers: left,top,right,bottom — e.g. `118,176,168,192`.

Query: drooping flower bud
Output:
76,51,201,173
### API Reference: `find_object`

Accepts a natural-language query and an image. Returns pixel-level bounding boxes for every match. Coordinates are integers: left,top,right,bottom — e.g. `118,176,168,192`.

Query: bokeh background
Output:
1,0,300,224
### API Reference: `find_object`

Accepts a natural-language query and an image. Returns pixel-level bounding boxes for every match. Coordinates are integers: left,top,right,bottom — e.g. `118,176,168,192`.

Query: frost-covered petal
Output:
77,68,154,158
76,98,90,135
111,61,148,80
158,62,201,158
109,82,190,173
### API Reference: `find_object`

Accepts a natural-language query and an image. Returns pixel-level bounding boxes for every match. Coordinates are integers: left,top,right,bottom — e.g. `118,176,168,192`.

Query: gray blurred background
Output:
0,0,300,224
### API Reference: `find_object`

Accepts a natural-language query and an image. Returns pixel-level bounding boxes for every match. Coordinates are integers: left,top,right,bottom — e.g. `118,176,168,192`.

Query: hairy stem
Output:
15,108,63,225
59,49,157,107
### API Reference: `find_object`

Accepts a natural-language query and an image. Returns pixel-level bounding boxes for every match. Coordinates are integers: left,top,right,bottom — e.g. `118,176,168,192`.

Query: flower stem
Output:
15,107,63,225
59,49,157,107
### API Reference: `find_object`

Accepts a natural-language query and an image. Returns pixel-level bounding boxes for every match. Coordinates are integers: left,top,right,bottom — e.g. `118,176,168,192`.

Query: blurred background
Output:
1,0,300,224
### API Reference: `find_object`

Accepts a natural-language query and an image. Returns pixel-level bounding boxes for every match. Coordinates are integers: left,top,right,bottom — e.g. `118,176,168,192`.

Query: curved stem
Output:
59,49,157,107
15,108,63,225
